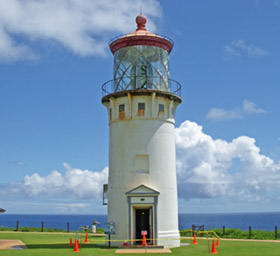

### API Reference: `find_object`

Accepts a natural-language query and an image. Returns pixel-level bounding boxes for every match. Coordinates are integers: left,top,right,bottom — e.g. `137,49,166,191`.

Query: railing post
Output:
108,233,111,248
249,226,252,239
15,220,19,231
67,222,70,233
191,225,195,236
275,226,278,240
201,225,204,237
41,221,44,232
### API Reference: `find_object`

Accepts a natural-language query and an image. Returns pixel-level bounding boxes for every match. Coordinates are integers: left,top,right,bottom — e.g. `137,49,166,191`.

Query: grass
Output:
0,232,280,256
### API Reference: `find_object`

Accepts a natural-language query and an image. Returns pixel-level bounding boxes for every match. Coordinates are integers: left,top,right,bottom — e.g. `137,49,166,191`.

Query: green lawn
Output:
0,232,279,256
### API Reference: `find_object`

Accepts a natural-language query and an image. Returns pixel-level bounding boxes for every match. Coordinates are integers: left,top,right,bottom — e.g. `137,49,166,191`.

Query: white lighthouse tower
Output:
102,15,182,248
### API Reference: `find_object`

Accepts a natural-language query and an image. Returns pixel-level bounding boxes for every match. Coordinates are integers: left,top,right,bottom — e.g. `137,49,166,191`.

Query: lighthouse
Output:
102,15,182,248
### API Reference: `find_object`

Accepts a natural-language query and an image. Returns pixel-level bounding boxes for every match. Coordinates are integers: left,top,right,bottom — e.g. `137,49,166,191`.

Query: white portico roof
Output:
125,185,160,196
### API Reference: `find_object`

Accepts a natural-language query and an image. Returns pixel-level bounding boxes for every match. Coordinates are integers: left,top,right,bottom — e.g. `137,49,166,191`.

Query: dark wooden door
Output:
135,208,150,243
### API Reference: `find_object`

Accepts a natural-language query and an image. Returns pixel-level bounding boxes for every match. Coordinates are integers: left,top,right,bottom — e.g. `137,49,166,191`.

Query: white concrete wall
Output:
104,93,180,248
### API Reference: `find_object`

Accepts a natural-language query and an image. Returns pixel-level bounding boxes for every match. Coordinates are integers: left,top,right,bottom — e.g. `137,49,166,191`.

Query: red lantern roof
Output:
109,15,173,54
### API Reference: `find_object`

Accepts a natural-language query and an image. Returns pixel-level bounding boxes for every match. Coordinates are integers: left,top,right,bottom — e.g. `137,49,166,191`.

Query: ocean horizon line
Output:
2,211,280,216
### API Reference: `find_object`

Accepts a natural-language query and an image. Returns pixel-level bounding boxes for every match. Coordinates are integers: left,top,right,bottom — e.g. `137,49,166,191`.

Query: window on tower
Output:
159,104,164,113
119,104,125,120
134,155,149,174
158,103,165,118
137,103,145,116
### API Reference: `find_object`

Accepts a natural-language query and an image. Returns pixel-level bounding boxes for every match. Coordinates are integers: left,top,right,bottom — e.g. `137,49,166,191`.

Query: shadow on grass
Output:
26,243,111,250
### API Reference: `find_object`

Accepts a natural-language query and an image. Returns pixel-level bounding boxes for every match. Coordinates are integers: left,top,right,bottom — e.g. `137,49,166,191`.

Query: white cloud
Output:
0,28,38,61
207,99,266,120
224,40,268,58
2,120,280,212
48,202,90,214
23,163,108,199
0,200,93,214
17,120,280,204
243,99,266,114
207,108,241,120
0,0,161,62
176,120,280,201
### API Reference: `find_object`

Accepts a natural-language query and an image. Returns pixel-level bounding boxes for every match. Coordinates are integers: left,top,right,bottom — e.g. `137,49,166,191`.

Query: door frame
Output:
126,185,159,245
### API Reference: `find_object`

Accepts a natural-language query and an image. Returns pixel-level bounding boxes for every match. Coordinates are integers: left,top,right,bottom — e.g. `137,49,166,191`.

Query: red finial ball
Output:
136,15,147,31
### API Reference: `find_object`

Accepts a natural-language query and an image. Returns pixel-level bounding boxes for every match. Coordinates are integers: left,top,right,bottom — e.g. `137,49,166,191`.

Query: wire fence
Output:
0,221,278,240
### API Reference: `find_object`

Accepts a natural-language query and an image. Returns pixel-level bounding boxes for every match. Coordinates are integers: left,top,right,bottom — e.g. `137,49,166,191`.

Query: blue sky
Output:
0,0,280,214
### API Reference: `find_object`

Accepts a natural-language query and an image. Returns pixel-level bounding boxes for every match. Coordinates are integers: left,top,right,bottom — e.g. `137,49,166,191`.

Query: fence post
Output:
222,225,225,236
275,226,278,240
249,226,252,239
67,222,70,233
15,220,19,231
201,225,204,237
41,221,44,232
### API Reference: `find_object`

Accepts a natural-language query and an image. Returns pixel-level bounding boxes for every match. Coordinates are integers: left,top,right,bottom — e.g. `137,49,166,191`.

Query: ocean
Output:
0,212,279,232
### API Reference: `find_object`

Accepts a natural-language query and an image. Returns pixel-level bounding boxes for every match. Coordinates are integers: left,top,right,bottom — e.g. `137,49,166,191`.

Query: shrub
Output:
180,228,279,240
0,226,105,233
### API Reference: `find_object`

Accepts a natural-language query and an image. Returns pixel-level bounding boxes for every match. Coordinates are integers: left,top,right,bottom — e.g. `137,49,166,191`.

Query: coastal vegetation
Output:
180,228,279,240
0,226,104,233
214,228,278,240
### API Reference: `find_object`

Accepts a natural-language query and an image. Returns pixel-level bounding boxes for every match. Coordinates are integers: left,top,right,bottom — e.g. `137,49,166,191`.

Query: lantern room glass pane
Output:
113,45,169,92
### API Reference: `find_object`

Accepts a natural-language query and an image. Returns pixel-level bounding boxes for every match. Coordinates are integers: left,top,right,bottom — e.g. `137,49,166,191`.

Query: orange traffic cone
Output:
141,234,148,247
73,239,80,252
84,232,89,243
192,232,198,245
69,238,73,247
211,240,218,254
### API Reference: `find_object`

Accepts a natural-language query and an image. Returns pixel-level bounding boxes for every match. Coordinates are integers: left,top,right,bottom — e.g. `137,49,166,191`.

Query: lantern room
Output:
102,15,180,97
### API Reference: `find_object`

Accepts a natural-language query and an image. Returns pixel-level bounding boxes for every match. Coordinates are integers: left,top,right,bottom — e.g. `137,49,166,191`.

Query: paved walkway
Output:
0,240,26,250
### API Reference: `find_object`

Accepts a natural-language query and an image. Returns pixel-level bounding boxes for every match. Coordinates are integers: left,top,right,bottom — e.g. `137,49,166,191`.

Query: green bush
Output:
0,227,14,231
0,226,105,233
180,228,279,240
180,230,193,237
213,228,277,240
79,228,104,234
20,227,66,232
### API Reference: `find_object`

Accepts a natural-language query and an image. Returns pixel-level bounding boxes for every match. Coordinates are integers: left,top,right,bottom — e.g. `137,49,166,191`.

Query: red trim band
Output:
110,35,173,54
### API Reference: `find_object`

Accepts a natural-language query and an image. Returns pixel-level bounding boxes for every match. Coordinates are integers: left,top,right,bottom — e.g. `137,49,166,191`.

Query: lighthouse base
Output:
108,231,180,249
157,230,180,248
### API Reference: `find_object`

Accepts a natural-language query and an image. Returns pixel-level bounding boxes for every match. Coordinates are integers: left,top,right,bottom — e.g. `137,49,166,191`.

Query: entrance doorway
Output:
126,185,159,245
135,208,151,244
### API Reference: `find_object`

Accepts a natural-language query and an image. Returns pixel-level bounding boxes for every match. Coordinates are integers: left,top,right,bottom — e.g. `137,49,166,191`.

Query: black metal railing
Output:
101,76,181,97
